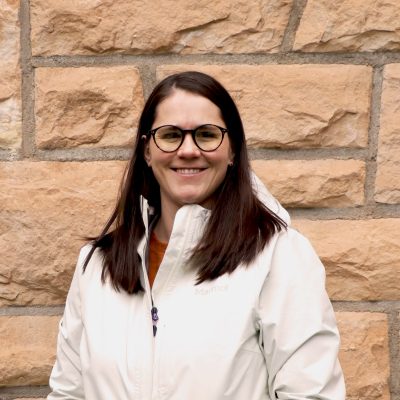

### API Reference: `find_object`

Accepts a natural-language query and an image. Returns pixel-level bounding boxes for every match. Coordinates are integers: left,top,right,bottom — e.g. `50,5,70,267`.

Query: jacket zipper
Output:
151,299,159,337
145,208,160,338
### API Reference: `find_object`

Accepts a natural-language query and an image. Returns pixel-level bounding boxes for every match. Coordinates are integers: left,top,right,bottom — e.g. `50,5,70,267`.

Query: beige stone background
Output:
0,0,400,399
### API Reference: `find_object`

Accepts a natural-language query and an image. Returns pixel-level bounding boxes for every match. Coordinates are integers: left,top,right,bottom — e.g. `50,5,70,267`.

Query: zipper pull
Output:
151,306,159,337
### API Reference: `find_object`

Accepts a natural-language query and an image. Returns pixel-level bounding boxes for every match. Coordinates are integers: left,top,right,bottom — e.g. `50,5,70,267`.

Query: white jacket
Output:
48,177,345,400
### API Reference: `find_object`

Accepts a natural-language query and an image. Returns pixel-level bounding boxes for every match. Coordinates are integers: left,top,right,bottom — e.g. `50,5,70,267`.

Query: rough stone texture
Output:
35,67,144,149
0,0,21,150
0,161,126,306
337,312,390,400
375,64,400,204
0,316,59,386
252,159,365,207
293,219,400,301
30,0,293,56
157,64,371,149
294,0,400,52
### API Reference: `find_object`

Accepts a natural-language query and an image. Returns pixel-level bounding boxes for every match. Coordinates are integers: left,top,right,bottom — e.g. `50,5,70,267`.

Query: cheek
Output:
211,146,233,173
217,165,229,183
209,159,230,185
146,142,170,167
149,154,172,181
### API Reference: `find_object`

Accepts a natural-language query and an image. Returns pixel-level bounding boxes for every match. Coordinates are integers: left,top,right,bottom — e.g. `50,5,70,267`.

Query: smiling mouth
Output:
173,168,206,175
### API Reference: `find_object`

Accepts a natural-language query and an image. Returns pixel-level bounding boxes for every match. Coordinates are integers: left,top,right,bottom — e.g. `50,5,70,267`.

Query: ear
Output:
142,135,151,166
228,148,235,166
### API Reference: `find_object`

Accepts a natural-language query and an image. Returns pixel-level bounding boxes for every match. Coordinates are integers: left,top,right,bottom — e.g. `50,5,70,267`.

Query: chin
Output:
176,194,208,206
183,196,215,209
180,198,203,206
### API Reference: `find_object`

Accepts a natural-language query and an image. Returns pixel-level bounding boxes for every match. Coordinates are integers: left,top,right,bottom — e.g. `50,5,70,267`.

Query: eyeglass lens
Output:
153,125,224,152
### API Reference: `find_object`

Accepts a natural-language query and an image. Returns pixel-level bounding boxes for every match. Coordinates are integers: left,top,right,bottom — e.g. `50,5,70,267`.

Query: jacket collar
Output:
137,172,290,262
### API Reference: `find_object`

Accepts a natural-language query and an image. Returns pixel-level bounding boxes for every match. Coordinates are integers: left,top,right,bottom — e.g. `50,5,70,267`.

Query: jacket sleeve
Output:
47,248,87,400
258,229,345,400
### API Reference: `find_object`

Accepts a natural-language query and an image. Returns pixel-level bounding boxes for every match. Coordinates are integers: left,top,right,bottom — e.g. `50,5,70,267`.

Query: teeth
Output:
176,168,202,174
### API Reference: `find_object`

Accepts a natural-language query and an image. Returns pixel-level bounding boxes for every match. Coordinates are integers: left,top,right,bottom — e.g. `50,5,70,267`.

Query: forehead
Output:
152,89,225,128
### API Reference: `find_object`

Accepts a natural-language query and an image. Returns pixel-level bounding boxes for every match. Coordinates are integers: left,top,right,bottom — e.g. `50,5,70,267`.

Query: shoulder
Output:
275,226,314,249
267,227,326,285
274,226,321,260
73,243,105,285
65,244,112,310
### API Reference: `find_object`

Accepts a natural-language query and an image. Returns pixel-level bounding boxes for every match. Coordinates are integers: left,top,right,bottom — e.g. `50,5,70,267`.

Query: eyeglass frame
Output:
147,124,229,153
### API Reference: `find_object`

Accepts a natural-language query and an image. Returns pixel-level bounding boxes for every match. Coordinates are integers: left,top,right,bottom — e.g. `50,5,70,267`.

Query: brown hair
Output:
84,71,286,293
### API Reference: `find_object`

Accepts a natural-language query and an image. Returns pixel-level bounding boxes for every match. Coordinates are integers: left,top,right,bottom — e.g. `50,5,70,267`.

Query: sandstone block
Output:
294,0,400,52
337,312,390,400
30,0,292,56
252,159,365,207
0,0,21,149
0,161,126,306
35,67,144,149
0,316,59,386
0,313,391,397
293,219,400,301
375,64,400,204
157,65,371,148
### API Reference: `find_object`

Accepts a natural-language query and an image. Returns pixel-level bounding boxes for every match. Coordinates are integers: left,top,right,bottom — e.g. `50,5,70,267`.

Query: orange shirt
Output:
148,231,168,288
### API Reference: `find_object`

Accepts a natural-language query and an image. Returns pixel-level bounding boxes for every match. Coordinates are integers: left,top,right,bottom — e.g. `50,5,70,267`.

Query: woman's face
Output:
144,89,234,216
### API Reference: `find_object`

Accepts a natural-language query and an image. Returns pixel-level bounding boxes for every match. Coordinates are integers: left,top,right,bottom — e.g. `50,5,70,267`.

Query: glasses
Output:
148,124,228,153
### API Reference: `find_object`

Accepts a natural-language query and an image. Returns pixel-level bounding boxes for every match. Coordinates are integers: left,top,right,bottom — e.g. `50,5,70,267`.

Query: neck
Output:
154,199,179,243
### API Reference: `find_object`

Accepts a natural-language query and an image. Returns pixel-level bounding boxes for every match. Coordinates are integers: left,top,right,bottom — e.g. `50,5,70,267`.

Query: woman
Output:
48,71,345,399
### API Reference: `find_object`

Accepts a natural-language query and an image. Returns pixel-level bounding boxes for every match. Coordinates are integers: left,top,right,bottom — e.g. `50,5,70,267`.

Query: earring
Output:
228,161,233,167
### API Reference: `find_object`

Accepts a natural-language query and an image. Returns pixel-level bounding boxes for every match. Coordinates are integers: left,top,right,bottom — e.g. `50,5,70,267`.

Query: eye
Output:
195,125,221,141
156,126,182,142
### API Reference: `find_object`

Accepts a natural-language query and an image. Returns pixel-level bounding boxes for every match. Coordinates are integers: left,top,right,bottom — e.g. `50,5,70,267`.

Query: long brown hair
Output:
83,71,286,293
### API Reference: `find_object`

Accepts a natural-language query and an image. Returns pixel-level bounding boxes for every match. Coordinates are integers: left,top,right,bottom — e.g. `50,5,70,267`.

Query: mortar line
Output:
136,63,157,100
36,148,133,161
0,306,64,316
0,150,23,161
2,144,372,162
248,147,368,160
280,0,308,52
364,66,384,205
0,385,50,399
4,303,400,316
388,311,400,397
290,205,400,220
30,51,400,69
19,0,36,158
332,301,400,313
4,147,371,162
32,147,369,162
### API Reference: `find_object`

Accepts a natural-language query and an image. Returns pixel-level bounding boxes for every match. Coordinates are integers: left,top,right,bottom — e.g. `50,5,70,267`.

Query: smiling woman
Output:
48,71,345,400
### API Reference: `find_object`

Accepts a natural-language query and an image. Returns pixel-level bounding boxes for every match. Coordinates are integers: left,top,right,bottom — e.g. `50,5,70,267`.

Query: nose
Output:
177,132,201,157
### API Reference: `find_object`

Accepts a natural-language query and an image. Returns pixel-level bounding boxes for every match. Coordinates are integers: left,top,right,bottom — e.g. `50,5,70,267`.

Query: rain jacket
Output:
48,176,345,400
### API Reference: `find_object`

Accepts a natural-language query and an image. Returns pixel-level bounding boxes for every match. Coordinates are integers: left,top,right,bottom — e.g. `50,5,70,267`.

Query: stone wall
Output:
0,0,399,399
